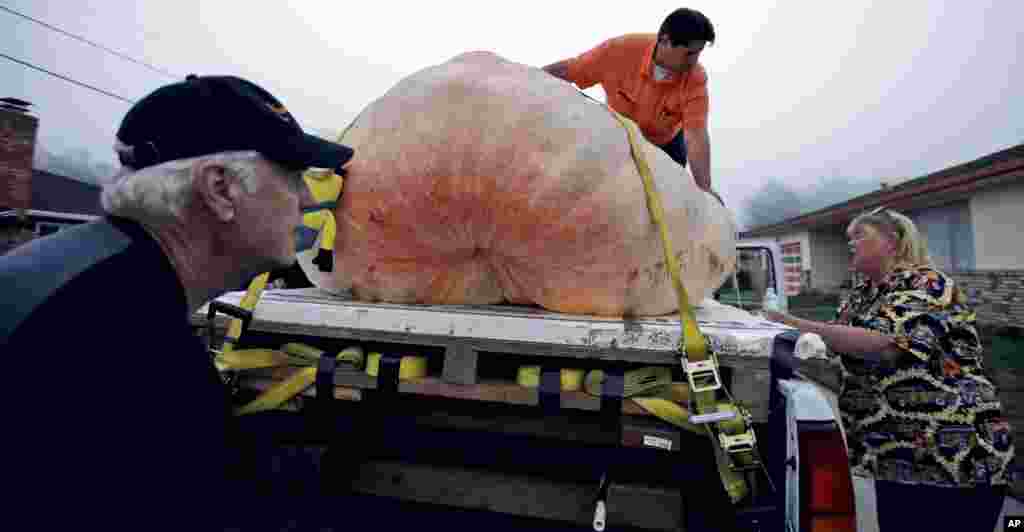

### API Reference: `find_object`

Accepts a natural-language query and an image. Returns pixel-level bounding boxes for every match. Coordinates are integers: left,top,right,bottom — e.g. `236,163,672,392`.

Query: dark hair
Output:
658,8,715,46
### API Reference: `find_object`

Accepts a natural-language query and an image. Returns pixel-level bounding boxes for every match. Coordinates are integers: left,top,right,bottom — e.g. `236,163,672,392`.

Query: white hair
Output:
100,150,267,226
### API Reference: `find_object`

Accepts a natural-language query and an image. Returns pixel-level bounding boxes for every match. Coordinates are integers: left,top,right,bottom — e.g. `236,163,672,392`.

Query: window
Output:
716,247,777,310
909,202,975,271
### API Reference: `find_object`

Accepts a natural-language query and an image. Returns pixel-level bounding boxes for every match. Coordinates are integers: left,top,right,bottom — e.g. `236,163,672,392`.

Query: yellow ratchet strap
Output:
301,169,344,251
608,110,761,503
209,277,428,415
235,343,357,416
232,346,428,416
216,272,270,357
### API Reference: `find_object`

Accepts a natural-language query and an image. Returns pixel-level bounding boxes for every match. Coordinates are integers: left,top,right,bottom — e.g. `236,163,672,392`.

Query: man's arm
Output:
542,37,618,89
542,60,572,82
684,126,711,192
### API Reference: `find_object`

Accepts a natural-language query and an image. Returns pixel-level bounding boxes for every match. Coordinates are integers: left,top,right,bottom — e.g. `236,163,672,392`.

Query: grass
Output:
786,298,1023,371
789,306,838,323
717,289,1022,370
714,289,756,308
789,292,842,308
984,334,1024,371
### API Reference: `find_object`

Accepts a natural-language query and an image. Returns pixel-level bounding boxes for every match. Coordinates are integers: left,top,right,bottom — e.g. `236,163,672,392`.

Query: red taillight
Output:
799,423,856,532
809,515,856,532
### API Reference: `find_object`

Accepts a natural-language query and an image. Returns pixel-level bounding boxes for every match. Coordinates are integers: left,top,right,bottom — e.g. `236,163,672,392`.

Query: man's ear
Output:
193,159,242,222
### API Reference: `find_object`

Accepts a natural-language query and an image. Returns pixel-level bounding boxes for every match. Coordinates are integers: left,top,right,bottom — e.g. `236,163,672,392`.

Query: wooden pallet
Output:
237,366,654,416
195,288,839,422
215,346,837,422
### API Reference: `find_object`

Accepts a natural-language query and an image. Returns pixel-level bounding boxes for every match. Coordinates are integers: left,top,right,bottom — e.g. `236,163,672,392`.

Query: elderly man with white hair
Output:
0,74,353,522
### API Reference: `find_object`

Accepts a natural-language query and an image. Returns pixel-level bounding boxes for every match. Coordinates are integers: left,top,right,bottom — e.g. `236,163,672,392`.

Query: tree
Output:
802,175,877,213
33,146,117,185
741,179,805,229
740,175,877,231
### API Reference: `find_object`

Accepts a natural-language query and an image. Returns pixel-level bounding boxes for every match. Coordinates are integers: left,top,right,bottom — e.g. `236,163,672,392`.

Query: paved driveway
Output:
853,477,1022,532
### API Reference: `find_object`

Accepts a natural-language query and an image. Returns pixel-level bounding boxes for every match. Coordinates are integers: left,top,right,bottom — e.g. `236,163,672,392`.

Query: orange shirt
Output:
566,33,709,146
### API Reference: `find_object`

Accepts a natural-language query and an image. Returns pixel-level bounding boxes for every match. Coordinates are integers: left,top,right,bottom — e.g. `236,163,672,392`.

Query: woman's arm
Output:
763,310,903,363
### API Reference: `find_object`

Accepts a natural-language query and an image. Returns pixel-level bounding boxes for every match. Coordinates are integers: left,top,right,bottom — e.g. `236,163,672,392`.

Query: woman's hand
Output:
761,309,903,363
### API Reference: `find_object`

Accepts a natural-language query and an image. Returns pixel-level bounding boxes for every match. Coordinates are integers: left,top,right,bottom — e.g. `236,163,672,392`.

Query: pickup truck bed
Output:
193,287,838,422
192,288,841,531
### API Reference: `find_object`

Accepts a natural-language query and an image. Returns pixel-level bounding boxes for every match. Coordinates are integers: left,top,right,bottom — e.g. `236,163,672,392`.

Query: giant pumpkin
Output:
298,51,737,317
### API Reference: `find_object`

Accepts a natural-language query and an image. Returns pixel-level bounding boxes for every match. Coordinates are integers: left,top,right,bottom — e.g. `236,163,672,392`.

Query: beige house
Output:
740,143,1024,327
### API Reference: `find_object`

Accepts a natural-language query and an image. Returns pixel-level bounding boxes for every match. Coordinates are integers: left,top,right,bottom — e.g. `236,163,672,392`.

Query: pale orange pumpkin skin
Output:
310,51,736,317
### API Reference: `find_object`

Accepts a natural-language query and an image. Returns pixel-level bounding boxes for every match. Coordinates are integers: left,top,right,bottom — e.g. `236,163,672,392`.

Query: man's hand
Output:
683,126,711,192
707,188,725,207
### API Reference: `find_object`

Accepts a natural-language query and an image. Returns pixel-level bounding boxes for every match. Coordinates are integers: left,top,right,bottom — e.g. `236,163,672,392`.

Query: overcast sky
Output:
3,0,1022,219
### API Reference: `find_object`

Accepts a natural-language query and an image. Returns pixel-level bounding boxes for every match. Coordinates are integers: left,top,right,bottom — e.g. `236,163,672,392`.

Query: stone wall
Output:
838,269,1024,328
983,349,1023,497
950,269,1024,328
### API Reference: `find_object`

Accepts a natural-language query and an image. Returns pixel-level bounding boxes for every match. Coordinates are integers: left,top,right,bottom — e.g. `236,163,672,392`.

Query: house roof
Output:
740,143,1024,238
0,208,98,220
27,170,103,216
0,209,99,224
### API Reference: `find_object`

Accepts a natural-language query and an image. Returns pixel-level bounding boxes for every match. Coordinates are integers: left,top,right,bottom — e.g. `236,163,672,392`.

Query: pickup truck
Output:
192,241,857,532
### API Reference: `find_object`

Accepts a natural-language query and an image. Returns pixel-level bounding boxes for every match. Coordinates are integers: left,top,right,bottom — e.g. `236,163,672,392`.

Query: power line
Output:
1,8,341,135
0,4,180,79
0,52,136,104
2,52,342,136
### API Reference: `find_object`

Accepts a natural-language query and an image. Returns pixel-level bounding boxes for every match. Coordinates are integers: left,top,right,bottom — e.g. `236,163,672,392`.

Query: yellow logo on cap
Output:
267,103,293,122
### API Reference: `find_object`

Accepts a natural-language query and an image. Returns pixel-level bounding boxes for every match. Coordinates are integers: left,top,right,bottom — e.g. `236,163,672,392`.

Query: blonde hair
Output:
101,150,265,227
848,207,931,269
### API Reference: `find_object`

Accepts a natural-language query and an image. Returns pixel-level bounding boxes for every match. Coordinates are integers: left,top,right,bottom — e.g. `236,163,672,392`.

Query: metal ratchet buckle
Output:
690,409,738,424
720,430,762,471
683,352,735,424
221,370,242,396
205,300,254,355
684,358,723,394
680,342,731,424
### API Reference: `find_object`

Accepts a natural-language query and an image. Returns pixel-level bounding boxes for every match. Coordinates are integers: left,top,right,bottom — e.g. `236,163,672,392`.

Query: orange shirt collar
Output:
639,38,688,87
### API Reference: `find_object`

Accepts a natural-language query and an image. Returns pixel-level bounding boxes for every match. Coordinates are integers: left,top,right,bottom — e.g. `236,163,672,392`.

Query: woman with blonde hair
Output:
763,207,1014,530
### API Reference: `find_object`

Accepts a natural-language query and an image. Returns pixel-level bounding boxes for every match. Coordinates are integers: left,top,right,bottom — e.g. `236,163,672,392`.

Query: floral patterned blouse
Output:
832,265,1016,488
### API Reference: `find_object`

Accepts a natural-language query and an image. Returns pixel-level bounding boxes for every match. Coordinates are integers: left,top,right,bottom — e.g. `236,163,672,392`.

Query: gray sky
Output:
3,0,1022,223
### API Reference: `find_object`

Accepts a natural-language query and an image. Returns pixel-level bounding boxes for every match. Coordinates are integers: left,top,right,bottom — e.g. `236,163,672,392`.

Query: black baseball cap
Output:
115,74,354,172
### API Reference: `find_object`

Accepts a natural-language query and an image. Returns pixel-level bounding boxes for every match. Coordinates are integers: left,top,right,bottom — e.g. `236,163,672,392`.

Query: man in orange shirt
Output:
543,8,719,202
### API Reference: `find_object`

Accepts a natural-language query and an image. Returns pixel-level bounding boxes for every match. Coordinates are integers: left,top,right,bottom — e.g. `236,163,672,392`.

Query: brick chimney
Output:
0,97,39,218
